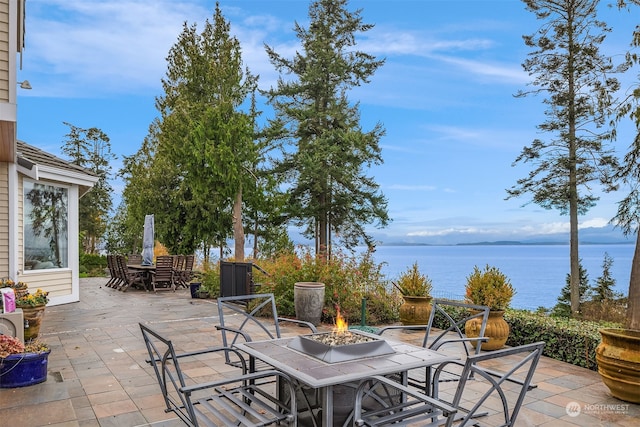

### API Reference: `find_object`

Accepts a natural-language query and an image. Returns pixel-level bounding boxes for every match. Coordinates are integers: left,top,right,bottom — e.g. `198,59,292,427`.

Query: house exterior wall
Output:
0,0,18,163
0,0,10,102
16,174,80,305
0,161,8,277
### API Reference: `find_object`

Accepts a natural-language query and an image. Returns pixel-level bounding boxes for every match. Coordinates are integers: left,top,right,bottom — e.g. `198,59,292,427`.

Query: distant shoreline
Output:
377,241,634,247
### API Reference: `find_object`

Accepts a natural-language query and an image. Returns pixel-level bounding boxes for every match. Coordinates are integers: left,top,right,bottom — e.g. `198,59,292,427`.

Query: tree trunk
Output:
627,230,640,331
233,185,245,262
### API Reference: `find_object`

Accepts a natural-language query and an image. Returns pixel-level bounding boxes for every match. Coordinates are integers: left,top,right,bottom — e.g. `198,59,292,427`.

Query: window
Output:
23,181,69,270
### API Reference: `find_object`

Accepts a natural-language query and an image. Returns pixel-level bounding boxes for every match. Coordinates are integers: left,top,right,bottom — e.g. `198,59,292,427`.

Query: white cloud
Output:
580,217,611,228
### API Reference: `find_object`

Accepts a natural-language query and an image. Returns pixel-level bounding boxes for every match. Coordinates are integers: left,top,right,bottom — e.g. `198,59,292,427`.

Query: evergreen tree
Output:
551,259,589,317
264,0,389,256
612,0,640,331
591,252,620,302
61,122,114,254
126,3,260,258
507,0,622,316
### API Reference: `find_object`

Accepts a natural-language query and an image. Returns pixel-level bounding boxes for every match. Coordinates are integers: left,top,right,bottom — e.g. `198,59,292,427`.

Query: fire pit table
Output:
235,330,457,427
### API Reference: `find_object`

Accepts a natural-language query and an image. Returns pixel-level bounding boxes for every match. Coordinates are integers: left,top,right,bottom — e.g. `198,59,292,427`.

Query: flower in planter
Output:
1,279,41,307
16,288,49,308
0,335,24,358
0,335,50,358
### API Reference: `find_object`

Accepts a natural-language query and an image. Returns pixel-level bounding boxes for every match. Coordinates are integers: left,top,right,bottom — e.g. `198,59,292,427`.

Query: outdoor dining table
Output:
235,331,458,427
126,263,155,291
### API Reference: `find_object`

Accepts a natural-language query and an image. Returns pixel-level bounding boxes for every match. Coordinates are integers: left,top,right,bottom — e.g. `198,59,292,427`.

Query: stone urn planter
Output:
21,305,46,341
466,310,510,351
464,265,515,350
399,296,433,326
394,262,433,326
294,282,325,326
596,328,640,404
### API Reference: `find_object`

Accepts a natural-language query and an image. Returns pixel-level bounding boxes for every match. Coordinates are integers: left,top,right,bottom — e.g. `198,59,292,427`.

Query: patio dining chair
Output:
139,323,297,427
174,254,194,288
216,293,321,425
216,293,318,368
127,253,142,264
353,341,545,427
376,299,490,395
105,254,120,288
149,255,175,292
115,254,146,292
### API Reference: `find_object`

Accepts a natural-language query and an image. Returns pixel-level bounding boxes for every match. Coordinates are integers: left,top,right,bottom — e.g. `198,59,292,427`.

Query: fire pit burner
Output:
288,330,395,363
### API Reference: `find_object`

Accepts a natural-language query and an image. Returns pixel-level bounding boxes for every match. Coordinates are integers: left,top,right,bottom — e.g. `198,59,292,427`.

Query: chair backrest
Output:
115,255,129,279
128,253,142,264
139,323,191,422
173,254,185,270
184,254,194,271
424,299,490,357
217,293,284,348
441,341,545,426
107,254,117,277
154,255,174,281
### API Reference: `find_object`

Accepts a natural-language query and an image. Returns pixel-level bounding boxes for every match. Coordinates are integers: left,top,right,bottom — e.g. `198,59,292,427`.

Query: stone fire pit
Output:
288,330,395,363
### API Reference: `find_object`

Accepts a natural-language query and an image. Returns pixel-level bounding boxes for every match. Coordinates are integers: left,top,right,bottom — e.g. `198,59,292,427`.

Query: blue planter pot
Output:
0,351,50,388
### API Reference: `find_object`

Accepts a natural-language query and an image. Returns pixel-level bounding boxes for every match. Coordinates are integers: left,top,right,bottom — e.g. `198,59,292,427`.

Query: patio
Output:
0,277,638,427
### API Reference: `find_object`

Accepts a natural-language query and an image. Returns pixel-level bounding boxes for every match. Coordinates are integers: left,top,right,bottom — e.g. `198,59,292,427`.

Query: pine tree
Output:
264,0,389,256
125,3,259,258
508,0,622,316
61,122,114,254
551,259,589,317
591,252,621,302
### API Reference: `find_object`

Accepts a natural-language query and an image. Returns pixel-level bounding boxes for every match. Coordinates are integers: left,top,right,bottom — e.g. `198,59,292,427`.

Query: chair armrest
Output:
429,336,489,351
277,317,318,333
147,346,248,370
376,324,428,335
180,369,292,394
354,375,458,426
215,325,252,342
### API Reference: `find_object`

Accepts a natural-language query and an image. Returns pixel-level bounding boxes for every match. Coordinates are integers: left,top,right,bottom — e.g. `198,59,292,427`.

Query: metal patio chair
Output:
139,323,297,427
377,298,490,395
354,341,545,427
216,293,321,425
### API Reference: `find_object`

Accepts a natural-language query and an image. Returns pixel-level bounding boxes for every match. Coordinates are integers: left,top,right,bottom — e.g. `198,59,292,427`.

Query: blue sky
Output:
15,0,640,245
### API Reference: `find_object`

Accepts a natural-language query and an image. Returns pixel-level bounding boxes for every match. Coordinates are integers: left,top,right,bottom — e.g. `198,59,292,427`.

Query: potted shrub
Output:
596,232,640,403
0,335,51,388
393,262,433,325
1,280,49,341
464,264,515,350
15,287,49,341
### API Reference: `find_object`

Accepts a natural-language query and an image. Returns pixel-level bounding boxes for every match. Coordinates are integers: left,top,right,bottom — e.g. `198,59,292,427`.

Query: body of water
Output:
366,244,635,310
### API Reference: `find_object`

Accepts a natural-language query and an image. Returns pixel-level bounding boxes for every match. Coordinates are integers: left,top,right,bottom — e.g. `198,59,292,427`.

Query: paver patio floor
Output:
0,277,638,426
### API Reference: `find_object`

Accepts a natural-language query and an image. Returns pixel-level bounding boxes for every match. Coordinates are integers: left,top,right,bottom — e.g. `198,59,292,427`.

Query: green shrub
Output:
252,247,401,325
199,263,220,298
505,309,620,371
465,265,515,311
80,253,107,277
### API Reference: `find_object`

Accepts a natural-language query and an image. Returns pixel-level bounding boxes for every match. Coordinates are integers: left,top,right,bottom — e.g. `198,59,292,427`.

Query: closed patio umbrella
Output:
142,214,154,266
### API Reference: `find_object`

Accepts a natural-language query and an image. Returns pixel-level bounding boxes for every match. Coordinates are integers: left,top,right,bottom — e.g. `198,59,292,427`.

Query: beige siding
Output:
0,161,7,276
17,172,21,268
17,270,73,299
0,1,8,102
